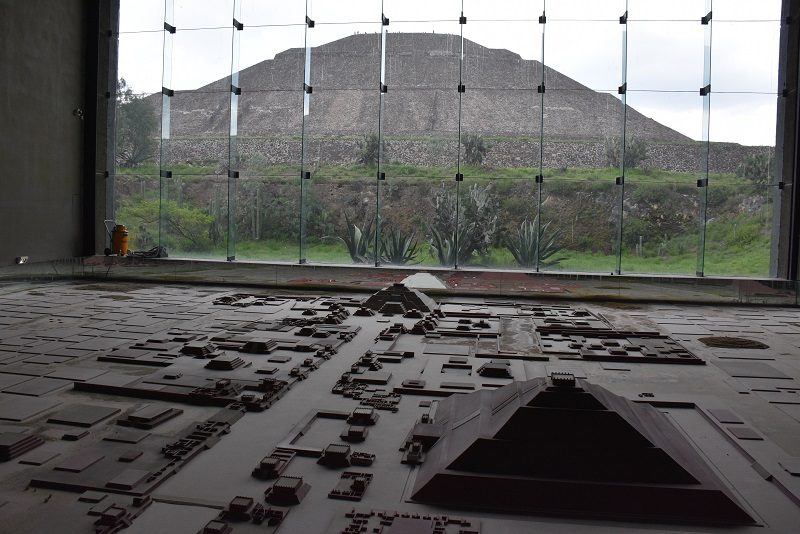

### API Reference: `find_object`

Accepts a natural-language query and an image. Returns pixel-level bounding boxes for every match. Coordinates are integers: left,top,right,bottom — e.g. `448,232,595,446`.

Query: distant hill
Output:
168,32,690,143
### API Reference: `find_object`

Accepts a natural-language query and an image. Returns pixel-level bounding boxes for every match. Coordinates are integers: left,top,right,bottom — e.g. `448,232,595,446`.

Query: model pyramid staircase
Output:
410,375,755,525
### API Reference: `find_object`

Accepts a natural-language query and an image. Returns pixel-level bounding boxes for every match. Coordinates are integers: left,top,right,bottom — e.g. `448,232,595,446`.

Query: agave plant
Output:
380,227,420,265
324,213,375,264
429,225,474,266
506,217,566,269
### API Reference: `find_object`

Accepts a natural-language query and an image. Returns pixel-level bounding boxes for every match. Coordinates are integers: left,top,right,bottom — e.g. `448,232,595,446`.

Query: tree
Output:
116,79,157,168
605,136,648,169
356,133,387,166
462,133,488,166
736,152,773,185
116,199,214,252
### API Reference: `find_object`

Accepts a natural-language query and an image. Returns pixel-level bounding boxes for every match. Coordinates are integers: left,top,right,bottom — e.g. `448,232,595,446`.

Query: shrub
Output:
429,225,474,266
605,136,648,169
430,182,498,264
325,212,375,263
115,79,157,168
380,227,420,265
736,152,773,185
116,199,213,252
461,133,489,166
505,217,566,269
356,133,387,166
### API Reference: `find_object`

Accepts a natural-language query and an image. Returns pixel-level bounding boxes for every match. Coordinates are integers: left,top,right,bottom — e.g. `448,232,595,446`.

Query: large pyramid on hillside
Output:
168,33,689,143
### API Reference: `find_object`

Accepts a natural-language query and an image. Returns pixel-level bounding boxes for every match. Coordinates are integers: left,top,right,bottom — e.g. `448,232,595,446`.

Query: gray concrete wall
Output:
0,0,88,266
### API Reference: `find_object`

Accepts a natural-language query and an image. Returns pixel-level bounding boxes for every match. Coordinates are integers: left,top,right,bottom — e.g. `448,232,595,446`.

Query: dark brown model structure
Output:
411,375,754,524
0,282,798,533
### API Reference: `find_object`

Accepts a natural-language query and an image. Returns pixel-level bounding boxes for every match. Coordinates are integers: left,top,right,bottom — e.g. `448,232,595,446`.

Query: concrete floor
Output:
0,280,799,533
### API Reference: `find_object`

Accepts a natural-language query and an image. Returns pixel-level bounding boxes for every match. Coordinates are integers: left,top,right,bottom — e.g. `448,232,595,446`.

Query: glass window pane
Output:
704,92,777,277
119,0,164,33
174,0,233,29
620,91,704,275
712,21,780,93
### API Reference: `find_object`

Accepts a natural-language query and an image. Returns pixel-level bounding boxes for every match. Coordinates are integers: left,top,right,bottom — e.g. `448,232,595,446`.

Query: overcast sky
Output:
119,0,782,146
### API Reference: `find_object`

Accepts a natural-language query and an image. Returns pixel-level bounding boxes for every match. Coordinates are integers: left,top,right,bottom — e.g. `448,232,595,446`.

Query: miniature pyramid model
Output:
411,376,754,525
362,283,437,314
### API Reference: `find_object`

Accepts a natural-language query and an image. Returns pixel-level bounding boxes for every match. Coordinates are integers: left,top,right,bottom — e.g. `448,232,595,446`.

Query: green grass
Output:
168,231,771,278
117,161,773,277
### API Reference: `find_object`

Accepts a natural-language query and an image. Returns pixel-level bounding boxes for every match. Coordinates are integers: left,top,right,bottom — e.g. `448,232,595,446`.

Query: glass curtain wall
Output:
542,1,623,274
113,0,782,277
235,1,310,261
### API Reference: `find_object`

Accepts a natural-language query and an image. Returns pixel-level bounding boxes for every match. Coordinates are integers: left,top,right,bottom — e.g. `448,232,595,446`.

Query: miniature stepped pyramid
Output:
362,283,437,315
411,376,755,525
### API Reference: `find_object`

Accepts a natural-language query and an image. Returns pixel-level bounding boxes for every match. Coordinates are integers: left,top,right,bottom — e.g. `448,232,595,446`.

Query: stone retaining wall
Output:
162,136,771,175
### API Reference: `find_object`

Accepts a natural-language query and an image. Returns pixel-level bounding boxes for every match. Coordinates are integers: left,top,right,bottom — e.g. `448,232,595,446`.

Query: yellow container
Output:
111,224,129,255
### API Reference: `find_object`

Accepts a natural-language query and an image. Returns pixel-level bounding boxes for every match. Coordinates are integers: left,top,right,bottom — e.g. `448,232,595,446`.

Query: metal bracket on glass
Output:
458,84,465,93
455,173,464,182
539,13,546,24
302,171,311,180
382,14,389,26
537,84,545,94
306,16,315,28
160,170,172,178
299,258,307,264
380,83,388,93
701,11,712,25
233,18,243,30
164,22,176,34
699,84,711,96
304,83,313,94
618,82,627,95
460,15,467,25
227,256,236,262
162,87,174,97
782,88,789,97
378,172,385,180
535,175,543,183
228,170,239,179
231,85,241,95
697,178,708,187
778,182,785,190
620,11,628,24
615,176,624,185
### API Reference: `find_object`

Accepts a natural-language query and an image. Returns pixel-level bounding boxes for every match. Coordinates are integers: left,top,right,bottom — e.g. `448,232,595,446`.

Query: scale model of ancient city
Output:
0,281,799,533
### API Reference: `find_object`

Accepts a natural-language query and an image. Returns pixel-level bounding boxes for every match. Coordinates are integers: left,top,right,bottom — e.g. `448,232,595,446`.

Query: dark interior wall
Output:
0,0,88,266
